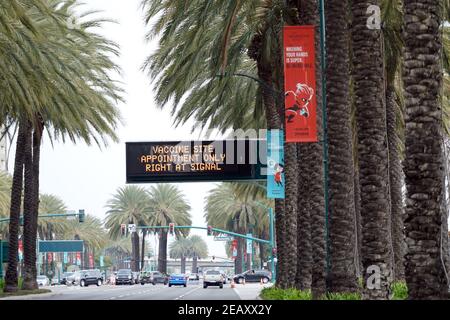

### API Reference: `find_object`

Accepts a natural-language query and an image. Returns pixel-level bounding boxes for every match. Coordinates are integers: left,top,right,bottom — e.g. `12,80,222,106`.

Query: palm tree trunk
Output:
235,238,244,274
22,121,37,290
283,141,298,288
259,242,266,270
353,167,363,279
386,85,405,282
158,230,168,273
192,254,198,273
325,0,358,294
141,230,146,271
131,231,140,272
293,0,327,299
403,0,449,299
181,256,186,274
4,121,29,292
352,0,393,299
296,144,312,290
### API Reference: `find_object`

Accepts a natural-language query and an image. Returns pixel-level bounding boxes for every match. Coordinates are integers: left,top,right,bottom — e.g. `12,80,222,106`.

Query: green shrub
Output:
0,278,24,291
391,281,408,300
324,292,362,300
260,287,312,300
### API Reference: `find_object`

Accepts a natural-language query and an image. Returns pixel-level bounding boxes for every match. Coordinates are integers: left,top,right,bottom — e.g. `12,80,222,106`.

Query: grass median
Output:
260,281,408,300
0,278,52,298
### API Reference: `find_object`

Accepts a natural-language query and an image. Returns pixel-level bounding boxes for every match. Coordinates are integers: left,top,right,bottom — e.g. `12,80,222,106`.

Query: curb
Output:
0,290,60,300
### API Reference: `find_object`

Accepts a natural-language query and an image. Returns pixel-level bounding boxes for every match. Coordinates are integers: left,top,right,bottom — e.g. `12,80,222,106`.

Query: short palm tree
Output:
105,186,152,272
37,194,68,240
205,183,263,274
147,184,191,274
169,237,191,274
188,235,208,273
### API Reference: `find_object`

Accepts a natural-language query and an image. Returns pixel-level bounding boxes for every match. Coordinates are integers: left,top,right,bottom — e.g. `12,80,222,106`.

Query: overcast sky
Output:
13,0,228,258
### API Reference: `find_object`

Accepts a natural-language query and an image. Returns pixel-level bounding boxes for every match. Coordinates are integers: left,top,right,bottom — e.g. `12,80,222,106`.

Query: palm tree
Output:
188,235,208,273
0,171,11,238
2,0,123,291
169,237,191,274
382,0,405,282
146,184,191,273
352,0,393,299
205,183,264,274
62,214,107,269
322,0,358,294
37,194,68,240
105,186,152,272
402,0,449,299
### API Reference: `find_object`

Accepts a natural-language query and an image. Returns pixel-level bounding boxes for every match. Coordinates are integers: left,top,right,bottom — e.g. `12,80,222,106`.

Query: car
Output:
37,275,50,287
168,274,187,287
146,271,168,285
233,269,271,284
60,272,74,285
79,269,103,287
51,278,60,286
203,270,224,289
116,269,134,285
188,273,199,281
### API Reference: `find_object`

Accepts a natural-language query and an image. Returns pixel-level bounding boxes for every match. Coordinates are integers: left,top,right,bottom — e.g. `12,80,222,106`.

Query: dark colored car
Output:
141,271,168,285
60,272,74,285
233,269,271,284
116,269,134,285
79,269,103,287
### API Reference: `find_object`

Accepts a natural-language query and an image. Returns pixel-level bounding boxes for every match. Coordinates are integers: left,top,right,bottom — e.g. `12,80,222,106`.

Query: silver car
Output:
37,275,50,287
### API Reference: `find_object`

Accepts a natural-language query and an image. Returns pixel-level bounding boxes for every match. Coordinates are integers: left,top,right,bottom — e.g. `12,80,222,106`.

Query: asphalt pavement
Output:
1,281,270,300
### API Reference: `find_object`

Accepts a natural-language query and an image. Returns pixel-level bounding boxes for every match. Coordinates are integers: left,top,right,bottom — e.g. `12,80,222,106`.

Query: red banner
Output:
284,26,317,142
47,252,53,263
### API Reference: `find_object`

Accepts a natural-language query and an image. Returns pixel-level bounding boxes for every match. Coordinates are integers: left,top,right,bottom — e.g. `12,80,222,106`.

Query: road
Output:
2,281,270,300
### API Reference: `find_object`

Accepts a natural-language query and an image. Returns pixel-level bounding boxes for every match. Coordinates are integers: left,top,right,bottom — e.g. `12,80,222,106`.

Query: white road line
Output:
174,286,201,300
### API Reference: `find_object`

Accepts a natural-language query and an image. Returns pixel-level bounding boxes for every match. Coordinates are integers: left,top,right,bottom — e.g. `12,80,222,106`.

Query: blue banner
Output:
267,130,285,199
63,252,68,264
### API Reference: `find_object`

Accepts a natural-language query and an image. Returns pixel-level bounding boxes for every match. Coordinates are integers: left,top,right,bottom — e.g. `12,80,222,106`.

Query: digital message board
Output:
126,140,266,183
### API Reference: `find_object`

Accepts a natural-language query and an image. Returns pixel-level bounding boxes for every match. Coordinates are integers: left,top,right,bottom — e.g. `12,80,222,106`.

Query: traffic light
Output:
169,223,175,235
78,210,85,223
19,216,24,227
207,225,213,236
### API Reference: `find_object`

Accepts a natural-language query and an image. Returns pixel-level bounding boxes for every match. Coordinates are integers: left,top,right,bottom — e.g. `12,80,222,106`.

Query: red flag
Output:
284,26,318,142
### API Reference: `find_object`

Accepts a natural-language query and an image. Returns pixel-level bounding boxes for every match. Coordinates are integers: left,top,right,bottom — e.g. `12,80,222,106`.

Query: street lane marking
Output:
174,286,201,300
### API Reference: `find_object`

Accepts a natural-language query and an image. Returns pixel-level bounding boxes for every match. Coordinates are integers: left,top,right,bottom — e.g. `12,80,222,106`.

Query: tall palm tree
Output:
323,0,358,294
2,0,123,291
147,184,191,274
382,0,405,282
105,186,152,272
352,0,393,299
402,0,449,299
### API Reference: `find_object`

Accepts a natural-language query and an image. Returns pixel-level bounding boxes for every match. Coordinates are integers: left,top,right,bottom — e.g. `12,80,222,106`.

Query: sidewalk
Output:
232,283,273,300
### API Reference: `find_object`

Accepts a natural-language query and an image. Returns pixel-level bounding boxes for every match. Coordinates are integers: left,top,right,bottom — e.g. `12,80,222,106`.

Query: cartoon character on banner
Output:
285,83,314,124
268,159,285,187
